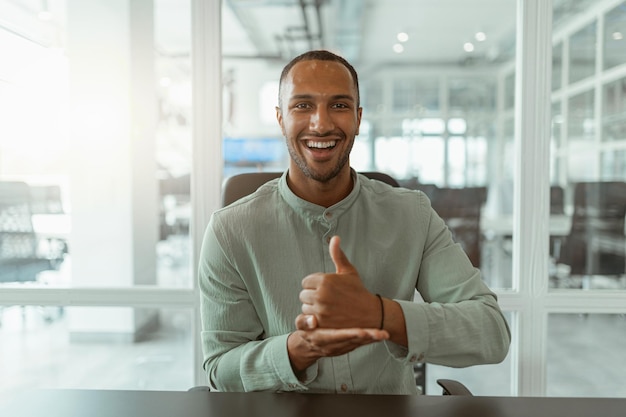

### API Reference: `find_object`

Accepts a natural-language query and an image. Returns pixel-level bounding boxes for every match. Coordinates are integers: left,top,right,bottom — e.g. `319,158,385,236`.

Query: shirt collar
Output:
278,168,361,219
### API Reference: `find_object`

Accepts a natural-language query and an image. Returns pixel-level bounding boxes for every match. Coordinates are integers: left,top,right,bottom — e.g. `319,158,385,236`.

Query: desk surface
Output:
3,390,626,417
481,214,571,236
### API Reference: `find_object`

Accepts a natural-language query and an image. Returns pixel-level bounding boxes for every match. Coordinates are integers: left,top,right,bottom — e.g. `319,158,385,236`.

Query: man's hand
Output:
288,235,404,375
287,324,389,373
299,235,381,329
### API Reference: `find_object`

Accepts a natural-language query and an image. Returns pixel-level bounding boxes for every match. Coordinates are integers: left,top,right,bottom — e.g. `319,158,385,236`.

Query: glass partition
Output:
568,21,597,84
0,0,193,289
552,42,563,91
602,77,626,143
603,2,626,71
550,1,626,292
547,313,626,397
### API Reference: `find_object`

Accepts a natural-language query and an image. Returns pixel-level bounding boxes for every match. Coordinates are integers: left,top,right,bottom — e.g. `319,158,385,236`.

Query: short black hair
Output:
278,50,360,108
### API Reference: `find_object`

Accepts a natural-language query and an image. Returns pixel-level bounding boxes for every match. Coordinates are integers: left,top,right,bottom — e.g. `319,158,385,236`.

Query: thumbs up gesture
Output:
298,236,382,330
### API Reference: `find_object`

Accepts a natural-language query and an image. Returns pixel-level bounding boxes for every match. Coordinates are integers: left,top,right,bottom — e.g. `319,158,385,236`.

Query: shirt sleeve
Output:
386,198,511,368
198,216,314,392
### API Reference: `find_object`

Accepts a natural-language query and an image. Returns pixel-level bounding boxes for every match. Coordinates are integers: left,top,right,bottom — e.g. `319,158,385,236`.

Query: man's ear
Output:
276,106,285,135
355,107,363,135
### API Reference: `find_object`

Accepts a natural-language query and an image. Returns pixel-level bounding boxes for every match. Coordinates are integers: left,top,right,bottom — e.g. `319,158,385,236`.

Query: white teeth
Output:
307,140,336,149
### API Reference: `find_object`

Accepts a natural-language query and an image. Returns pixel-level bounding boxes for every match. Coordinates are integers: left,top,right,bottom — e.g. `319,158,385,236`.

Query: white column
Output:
191,0,223,386
513,0,553,396
66,0,158,342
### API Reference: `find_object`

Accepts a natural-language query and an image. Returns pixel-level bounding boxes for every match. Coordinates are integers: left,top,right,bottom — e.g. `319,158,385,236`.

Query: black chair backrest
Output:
550,185,565,215
570,181,626,236
429,187,488,268
221,171,399,207
557,181,626,275
0,181,56,283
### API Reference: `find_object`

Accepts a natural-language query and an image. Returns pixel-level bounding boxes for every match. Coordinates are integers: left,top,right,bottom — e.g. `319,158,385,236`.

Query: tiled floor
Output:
0,305,194,394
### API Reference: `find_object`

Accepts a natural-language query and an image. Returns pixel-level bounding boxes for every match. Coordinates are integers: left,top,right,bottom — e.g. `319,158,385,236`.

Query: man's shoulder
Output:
359,174,429,203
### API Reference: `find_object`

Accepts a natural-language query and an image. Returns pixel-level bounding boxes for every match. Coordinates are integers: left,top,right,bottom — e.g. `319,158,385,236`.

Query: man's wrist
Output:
287,331,318,375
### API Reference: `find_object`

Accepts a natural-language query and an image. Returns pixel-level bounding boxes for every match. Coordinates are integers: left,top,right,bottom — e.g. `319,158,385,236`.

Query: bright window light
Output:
259,81,279,125
448,118,467,134
419,118,445,135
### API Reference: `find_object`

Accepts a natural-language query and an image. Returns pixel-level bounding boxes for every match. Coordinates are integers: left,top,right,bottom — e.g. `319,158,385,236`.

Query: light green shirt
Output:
199,170,510,395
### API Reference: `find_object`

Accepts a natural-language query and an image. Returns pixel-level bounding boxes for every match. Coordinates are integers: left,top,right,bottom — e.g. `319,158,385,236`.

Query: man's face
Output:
276,60,362,183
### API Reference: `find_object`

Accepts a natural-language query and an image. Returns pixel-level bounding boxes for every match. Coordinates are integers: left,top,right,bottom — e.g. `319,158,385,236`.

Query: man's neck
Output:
286,168,354,208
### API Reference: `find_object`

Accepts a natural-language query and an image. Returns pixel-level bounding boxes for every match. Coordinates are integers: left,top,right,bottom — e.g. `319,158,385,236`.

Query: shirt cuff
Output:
271,333,318,391
382,299,429,365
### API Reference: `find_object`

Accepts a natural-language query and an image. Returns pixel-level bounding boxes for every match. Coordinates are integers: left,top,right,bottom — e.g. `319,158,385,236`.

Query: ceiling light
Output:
393,43,404,53
475,32,487,42
397,32,409,43
463,42,475,52
612,31,623,40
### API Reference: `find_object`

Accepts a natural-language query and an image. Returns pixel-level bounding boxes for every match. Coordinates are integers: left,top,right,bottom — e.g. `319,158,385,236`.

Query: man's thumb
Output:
329,235,355,274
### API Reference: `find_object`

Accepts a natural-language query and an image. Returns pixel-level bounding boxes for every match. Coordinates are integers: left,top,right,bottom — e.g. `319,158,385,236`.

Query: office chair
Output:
0,181,58,284
429,187,488,268
0,181,66,325
556,181,626,288
194,171,472,396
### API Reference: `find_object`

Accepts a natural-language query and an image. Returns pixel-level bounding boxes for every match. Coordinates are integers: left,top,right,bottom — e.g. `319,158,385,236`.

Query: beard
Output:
286,135,354,183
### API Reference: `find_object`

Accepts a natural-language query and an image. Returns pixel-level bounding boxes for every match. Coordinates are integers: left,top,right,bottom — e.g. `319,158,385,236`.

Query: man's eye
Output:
294,103,311,109
332,103,349,109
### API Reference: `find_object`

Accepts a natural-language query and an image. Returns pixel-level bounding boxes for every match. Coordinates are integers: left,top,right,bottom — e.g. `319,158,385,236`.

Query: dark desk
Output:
3,389,626,417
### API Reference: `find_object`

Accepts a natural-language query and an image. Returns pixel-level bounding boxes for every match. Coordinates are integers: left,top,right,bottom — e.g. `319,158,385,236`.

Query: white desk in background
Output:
480,214,571,238
31,213,71,240
479,215,571,288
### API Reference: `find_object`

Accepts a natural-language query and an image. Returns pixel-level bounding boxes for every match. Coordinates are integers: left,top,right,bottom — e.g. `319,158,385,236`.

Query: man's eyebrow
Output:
288,94,355,102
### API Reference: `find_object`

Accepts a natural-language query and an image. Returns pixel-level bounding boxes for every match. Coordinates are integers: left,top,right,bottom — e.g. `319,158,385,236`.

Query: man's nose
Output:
310,107,334,134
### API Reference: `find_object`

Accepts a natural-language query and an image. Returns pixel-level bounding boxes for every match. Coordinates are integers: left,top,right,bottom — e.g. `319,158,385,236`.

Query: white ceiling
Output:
222,0,517,67
2,0,599,70
221,0,598,69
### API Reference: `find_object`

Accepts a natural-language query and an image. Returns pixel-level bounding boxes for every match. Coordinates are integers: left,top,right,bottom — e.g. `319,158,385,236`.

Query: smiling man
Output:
199,50,510,395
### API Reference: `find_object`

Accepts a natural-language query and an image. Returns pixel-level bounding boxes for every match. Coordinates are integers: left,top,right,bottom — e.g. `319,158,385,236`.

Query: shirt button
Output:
340,383,348,392
326,236,331,244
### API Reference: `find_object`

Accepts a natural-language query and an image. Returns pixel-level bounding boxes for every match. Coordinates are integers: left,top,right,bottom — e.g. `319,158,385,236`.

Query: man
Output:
199,50,510,395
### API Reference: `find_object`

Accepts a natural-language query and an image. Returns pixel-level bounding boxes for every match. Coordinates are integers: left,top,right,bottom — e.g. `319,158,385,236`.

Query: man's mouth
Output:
306,140,337,149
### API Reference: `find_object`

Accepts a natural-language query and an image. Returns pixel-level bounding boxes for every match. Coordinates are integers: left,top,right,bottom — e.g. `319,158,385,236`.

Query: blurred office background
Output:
0,0,625,397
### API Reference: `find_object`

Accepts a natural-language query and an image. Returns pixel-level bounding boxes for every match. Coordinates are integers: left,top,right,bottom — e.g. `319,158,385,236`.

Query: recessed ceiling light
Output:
612,31,623,40
475,32,487,42
397,32,409,42
393,43,404,53
463,42,475,52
